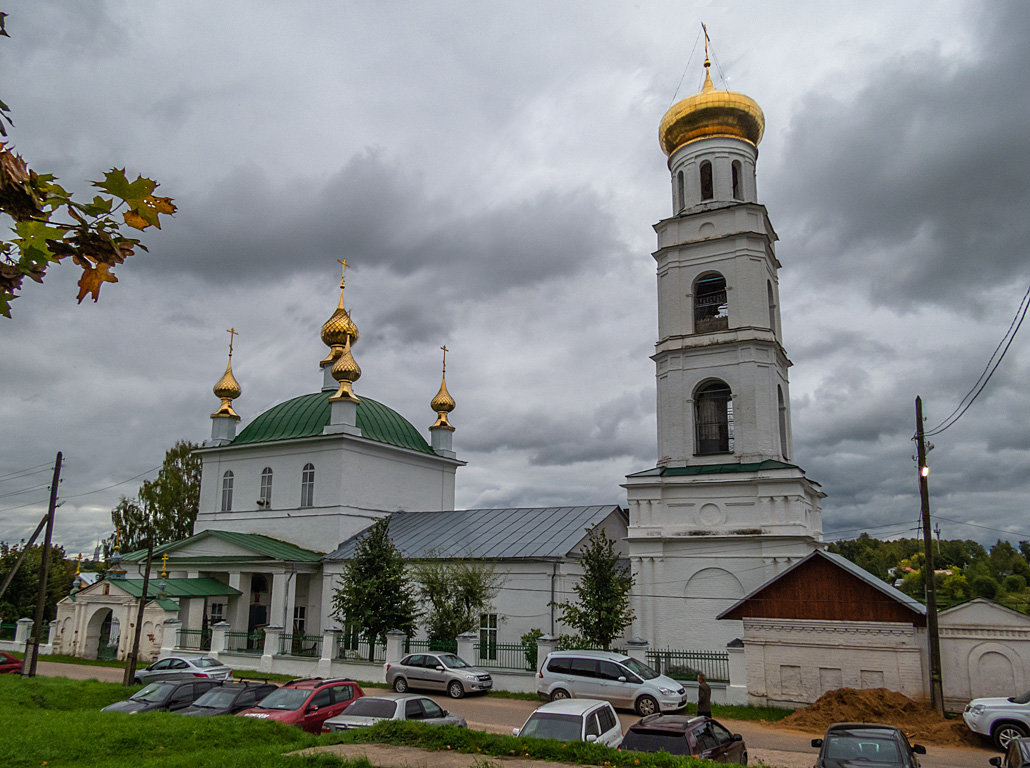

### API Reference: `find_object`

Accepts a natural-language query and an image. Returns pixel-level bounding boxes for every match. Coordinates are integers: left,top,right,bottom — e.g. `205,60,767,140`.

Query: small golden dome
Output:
329,336,361,403
211,359,241,419
321,306,359,348
658,59,765,157
429,345,455,431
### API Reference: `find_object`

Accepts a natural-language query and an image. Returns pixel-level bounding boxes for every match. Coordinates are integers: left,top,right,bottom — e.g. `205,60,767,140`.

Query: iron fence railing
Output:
335,634,386,663
224,630,263,654
404,638,457,655
279,633,321,658
97,641,119,660
647,648,729,684
474,641,534,671
0,622,16,641
177,628,211,651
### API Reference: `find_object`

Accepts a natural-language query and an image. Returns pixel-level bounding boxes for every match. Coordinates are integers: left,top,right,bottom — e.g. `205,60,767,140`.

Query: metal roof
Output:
123,530,325,562
326,505,626,561
716,549,927,620
627,459,800,478
228,391,435,454
112,577,241,598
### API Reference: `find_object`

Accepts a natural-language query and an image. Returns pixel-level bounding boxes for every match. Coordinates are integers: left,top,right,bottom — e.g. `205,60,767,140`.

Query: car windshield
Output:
342,698,397,718
620,657,659,680
130,683,172,703
520,713,583,741
622,730,689,755
825,734,901,763
254,688,310,710
194,658,223,668
437,654,470,669
1012,690,1030,704
191,689,238,708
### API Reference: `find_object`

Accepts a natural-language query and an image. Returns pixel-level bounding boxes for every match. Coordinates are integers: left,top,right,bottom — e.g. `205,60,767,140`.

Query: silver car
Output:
514,699,623,748
133,655,233,685
386,652,492,698
321,693,467,731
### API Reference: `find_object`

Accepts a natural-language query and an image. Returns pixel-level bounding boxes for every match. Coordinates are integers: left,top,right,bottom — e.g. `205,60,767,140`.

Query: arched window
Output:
300,463,315,508
732,161,742,200
767,280,777,332
694,273,728,333
259,467,273,507
220,471,234,512
778,386,788,460
695,381,733,455
676,170,685,212
699,160,714,200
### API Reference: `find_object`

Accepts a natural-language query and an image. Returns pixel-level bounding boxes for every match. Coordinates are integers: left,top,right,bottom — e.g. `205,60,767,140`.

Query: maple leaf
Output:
75,261,118,303
123,193,177,230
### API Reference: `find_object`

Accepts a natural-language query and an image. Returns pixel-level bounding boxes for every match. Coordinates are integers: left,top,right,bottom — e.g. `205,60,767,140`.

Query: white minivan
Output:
537,649,687,716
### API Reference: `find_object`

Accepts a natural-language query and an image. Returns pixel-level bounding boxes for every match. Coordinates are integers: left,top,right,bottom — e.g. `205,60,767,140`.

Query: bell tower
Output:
625,43,823,651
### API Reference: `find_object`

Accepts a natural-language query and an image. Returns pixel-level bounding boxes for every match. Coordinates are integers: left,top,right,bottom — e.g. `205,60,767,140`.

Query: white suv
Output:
964,691,1030,749
537,649,687,716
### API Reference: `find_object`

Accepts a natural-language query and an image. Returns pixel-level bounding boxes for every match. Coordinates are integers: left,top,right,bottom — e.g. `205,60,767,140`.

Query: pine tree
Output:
552,525,635,648
331,517,416,649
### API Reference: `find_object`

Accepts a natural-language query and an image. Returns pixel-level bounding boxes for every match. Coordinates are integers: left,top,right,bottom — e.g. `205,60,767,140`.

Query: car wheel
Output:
392,677,408,693
636,695,659,717
992,721,1028,750
550,688,571,701
741,751,748,765
448,680,465,699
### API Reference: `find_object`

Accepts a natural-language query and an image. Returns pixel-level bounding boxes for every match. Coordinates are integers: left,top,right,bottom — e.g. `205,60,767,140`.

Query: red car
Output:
237,677,363,733
0,651,20,674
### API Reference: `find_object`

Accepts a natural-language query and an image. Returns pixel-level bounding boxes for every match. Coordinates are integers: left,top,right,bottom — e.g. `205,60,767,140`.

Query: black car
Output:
811,723,926,767
101,678,219,713
991,737,1030,768
177,680,279,717
621,714,748,764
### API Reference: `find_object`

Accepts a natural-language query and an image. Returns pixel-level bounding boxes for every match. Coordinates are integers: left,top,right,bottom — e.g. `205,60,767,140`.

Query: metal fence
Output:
279,633,321,658
404,638,457,655
336,635,386,663
0,623,16,641
97,641,119,660
224,630,263,654
647,648,729,684
178,629,211,651
474,641,534,671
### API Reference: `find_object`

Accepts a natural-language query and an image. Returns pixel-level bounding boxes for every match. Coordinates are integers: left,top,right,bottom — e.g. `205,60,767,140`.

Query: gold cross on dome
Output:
440,345,448,372
337,258,348,288
113,526,121,551
161,552,169,579
226,327,239,357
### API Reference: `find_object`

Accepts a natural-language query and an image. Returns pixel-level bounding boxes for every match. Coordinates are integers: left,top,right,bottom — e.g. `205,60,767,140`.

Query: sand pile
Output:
773,688,981,748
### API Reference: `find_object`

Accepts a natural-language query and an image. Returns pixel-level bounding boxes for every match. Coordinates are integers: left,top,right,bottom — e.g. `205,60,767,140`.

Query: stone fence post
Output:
160,619,181,658
536,634,559,673
725,638,748,705
43,619,58,655
14,617,33,646
209,621,230,659
456,631,477,664
318,628,339,677
261,625,282,672
625,636,649,666
384,629,407,667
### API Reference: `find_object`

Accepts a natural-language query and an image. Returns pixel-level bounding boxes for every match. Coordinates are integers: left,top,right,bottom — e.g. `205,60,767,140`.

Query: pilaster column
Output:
269,571,297,632
160,619,181,657
625,636,649,666
14,617,33,645
384,629,407,666
725,639,748,705
318,628,340,677
44,619,58,654
210,621,231,659
261,625,282,672
228,572,248,631
536,634,559,673
456,631,477,664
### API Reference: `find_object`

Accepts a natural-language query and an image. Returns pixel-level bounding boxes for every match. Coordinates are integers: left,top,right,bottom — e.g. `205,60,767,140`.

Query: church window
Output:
695,381,733,454
767,280,777,332
732,161,742,200
694,273,728,332
220,471,234,512
479,613,498,660
699,160,713,200
676,170,685,212
778,386,789,460
259,467,273,507
300,463,315,508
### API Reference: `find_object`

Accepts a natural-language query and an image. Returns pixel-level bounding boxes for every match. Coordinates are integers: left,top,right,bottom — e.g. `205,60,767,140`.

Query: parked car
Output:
965,691,1030,749
237,677,363,733
102,678,220,713
811,723,926,768
514,699,623,748
385,652,493,698
322,693,467,732
0,651,20,673
991,736,1030,767
537,649,687,716
133,655,233,685
620,713,747,763
176,680,279,717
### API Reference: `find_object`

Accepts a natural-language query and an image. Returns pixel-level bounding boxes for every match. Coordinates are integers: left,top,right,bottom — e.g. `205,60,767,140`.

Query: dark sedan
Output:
177,680,278,717
620,714,747,764
812,723,926,767
101,679,219,713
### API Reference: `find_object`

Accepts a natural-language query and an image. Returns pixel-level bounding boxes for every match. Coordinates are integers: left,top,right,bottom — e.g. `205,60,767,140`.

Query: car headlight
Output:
970,704,985,714
464,673,477,680
658,687,673,695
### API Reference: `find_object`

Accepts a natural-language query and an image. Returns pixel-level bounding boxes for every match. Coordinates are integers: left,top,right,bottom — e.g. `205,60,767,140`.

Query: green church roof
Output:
230,391,435,455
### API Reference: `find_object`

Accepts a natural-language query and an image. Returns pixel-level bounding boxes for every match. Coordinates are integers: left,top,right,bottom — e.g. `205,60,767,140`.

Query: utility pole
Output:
123,536,154,686
23,452,61,678
915,397,944,716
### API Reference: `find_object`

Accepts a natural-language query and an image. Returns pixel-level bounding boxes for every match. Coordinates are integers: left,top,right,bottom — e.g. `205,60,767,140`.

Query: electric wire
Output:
0,463,53,484
931,513,1030,540
61,465,161,500
669,27,703,106
0,482,51,500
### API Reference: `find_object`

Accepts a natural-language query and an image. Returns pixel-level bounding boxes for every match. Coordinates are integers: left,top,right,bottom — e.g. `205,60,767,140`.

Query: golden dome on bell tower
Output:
658,49,765,157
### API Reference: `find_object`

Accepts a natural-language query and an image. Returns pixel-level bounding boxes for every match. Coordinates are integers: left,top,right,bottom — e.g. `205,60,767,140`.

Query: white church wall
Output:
741,618,927,708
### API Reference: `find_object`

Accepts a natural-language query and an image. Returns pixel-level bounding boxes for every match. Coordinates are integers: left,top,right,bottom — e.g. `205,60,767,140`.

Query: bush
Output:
521,628,543,670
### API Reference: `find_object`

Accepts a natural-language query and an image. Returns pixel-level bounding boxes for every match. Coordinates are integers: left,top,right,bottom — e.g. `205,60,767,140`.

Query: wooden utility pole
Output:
915,397,944,715
123,537,154,686
23,452,61,678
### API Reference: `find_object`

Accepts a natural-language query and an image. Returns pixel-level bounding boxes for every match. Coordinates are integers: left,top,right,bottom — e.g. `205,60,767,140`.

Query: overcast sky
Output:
1,1,1028,557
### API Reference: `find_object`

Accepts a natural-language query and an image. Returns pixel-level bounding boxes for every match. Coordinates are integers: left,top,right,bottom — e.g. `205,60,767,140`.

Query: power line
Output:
61,465,161,500
0,482,51,500
931,513,1030,540
0,463,54,484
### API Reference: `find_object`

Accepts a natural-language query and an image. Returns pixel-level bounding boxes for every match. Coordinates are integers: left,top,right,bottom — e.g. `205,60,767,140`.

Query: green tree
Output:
0,542,72,622
108,440,201,551
412,558,503,643
552,525,635,649
331,518,416,650
0,15,175,317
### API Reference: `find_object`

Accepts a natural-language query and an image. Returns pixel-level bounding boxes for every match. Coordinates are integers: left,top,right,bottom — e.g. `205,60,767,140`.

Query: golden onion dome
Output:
329,336,361,403
211,359,241,419
430,375,456,431
658,59,764,157
321,306,359,348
